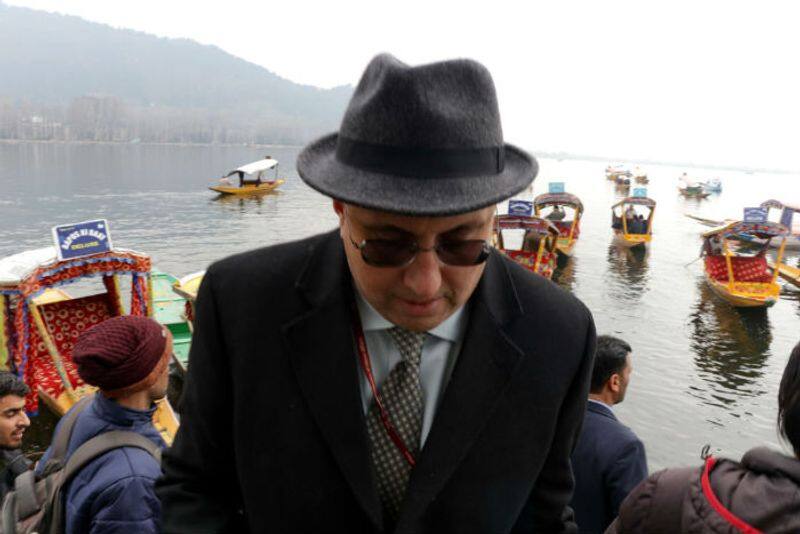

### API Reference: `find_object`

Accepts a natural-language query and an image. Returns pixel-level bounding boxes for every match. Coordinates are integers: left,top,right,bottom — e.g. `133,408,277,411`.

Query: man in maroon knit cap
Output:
36,316,171,534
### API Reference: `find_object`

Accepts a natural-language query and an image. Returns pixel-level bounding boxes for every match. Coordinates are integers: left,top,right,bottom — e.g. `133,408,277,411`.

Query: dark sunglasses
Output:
349,235,491,267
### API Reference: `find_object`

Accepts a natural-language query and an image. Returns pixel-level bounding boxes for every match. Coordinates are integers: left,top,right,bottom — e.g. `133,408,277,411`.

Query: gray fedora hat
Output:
297,53,538,216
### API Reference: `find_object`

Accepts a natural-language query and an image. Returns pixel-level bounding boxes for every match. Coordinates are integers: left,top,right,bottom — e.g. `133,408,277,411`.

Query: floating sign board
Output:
743,208,768,223
633,188,648,198
548,182,565,194
52,219,112,261
508,200,533,217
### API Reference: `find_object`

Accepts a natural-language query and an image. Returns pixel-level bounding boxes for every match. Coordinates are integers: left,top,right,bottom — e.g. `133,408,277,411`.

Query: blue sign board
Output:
633,188,648,198
508,200,533,217
52,219,113,261
743,208,768,223
548,182,565,194
780,207,794,229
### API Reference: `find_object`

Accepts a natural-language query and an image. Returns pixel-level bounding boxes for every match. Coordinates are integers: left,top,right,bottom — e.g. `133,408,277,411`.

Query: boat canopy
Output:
0,247,149,293
703,220,789,240
533,192,584,211
760,199,800,213
225,158,278,177
496,215,559,236
612,197,657,209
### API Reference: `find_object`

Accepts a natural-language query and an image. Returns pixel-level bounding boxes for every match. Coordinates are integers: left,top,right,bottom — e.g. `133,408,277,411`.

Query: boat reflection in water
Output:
604,244,650,304
552,255,577,292
688,280,772,407
211,190,283,212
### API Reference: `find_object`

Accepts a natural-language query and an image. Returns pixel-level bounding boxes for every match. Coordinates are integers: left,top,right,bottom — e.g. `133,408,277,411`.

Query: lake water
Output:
1,141,798,469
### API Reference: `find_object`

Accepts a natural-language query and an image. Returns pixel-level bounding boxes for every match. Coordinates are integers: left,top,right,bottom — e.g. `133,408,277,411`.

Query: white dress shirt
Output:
354,291,469,447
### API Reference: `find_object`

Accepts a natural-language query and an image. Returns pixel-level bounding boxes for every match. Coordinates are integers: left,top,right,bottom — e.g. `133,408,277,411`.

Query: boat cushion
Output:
552,220,580,238
23,294,116,412
705,256,772,283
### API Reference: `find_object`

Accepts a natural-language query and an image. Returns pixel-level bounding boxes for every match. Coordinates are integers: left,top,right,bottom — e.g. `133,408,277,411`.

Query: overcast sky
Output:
7,0,800,170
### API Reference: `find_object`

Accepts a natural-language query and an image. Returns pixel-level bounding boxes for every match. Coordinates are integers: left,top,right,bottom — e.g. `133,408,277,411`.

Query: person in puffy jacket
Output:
607,340,800,533
36,316,171,534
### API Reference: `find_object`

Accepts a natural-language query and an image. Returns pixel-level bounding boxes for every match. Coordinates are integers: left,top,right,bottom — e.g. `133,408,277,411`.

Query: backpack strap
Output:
61,430,162,484
49,395,95,464
11,469,39,518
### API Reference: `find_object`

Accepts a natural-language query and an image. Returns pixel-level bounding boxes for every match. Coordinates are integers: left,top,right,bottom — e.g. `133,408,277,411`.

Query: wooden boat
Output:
0,247,179,444
679,186,710,199
633,166,648,184
605,165,632,181
210,157,285,195
611,196,656,249
151,270,192,373
533,191,584,256
701,221,788,308
768,259,800,287
494,214,559,279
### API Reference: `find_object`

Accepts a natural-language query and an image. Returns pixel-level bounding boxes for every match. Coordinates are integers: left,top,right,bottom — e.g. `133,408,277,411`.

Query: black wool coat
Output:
157,230,596,534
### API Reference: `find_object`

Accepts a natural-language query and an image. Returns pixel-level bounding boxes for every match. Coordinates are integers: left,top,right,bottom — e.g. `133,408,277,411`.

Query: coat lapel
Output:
282,232,383,529
396,252,525,527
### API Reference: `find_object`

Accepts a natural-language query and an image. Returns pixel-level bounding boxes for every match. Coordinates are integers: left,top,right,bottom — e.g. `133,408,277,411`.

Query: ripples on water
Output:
0,142,798,468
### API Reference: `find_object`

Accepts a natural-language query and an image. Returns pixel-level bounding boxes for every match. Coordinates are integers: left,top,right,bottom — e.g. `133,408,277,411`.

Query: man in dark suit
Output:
157,53,596,533
570,335,647,534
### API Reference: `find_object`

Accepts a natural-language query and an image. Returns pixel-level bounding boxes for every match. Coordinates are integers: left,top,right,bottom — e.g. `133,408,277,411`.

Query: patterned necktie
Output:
366,326,427,521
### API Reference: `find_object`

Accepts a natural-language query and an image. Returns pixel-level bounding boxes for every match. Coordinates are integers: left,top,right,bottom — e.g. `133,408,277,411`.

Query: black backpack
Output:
0,396,162,534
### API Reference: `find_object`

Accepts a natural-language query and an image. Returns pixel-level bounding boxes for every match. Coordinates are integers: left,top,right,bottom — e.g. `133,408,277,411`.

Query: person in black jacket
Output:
157,53,597,534
0,372,31,501
570,336,647,533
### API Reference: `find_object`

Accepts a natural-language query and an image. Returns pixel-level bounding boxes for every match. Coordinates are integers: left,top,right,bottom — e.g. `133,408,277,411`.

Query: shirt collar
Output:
354,289,468,343
588,398,613,413
93,392,157,425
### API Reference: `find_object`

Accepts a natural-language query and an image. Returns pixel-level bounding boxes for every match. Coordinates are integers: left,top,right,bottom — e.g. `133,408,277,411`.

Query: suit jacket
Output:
157,230,596,534
570,402,647,534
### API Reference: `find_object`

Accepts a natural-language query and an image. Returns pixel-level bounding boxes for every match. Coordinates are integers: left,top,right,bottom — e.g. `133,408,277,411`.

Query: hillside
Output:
0,2,352,144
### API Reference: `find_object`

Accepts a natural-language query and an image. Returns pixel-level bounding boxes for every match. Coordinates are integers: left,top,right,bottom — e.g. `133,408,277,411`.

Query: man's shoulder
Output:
210,230,336,279
586,408,643,449
69,443,160,498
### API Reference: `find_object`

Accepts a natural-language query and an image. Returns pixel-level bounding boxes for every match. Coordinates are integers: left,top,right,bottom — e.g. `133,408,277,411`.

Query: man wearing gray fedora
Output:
158,53,596,533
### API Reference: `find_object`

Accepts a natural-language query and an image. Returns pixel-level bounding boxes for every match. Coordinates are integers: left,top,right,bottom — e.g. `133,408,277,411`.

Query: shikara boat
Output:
494,214,559,279
701,221,788,308
679,185,710,199
151,270,192,373
210,157,285,195
611,195,656,249
605,165,632,181
0,247,179,443
633,167,648,184
533,192,584,256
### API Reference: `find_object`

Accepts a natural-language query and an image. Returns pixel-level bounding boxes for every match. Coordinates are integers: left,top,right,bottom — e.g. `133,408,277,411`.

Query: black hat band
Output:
336,136,506,179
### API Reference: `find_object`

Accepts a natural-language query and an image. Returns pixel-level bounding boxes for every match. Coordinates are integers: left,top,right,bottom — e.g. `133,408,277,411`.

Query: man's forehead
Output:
0,395,25,410
345,204,494,232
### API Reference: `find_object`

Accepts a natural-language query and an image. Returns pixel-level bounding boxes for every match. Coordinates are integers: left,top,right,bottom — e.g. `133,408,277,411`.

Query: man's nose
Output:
20,412,30,428
403,247,442,298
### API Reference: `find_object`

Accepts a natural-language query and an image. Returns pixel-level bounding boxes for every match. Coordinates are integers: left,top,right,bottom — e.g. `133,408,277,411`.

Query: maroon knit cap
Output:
73,316,168,392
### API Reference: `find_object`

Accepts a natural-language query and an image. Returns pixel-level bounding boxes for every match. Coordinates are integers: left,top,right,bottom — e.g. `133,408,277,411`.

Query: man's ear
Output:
609,373,621,394
333,200,346,237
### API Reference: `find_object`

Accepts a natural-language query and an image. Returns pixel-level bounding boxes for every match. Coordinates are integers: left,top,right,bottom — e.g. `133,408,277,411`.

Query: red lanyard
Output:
352,310,417,467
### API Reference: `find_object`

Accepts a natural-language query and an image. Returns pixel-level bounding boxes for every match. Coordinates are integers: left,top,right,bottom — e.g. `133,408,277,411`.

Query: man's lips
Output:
396,296,444,315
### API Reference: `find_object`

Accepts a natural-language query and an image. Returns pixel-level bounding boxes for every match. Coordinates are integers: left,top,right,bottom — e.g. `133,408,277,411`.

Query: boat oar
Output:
684,256,701,268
